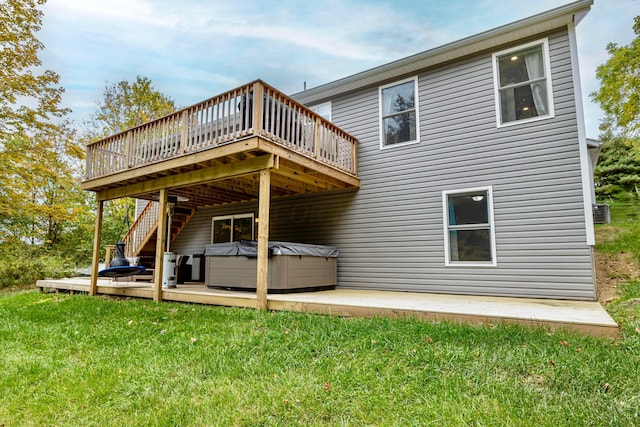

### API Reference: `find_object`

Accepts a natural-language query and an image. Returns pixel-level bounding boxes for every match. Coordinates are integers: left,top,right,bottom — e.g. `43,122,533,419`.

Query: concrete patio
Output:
36,277,618,338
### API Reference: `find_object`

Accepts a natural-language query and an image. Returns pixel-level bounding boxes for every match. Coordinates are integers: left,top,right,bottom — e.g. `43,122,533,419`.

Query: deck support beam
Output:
153,188,169,302
89,200,104,296
95,153,275,201
256,168,271,310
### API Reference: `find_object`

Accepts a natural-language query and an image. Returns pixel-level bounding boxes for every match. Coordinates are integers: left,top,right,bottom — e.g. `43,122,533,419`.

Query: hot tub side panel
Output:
205,255,336,290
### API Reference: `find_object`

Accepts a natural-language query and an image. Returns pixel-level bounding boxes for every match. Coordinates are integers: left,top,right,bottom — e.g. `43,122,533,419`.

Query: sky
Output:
38,0,639,139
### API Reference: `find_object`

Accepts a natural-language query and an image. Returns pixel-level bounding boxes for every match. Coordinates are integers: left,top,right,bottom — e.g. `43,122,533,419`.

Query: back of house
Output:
168,0,597,300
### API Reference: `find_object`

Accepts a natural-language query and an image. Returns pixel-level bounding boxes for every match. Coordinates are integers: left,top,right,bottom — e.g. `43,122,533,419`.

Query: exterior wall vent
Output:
593,204,610,224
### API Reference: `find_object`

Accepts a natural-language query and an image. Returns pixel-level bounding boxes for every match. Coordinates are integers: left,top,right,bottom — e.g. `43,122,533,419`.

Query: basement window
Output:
493,39,554,126
211,213,254,243
442,187,496,266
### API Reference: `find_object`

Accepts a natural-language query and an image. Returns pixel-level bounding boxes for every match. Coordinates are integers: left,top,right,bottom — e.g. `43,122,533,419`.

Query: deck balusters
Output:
85,81,357,181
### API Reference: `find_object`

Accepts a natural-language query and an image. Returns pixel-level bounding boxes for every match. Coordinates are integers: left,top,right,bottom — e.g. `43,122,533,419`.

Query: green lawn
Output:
596,201,640,326
0,201,639,426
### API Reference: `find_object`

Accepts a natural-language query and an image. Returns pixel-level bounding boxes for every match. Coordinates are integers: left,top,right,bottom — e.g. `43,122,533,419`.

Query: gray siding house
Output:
164,0,597,300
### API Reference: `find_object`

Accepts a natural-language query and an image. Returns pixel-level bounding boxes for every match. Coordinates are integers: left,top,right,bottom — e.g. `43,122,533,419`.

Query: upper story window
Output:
379,77,419,148
310,101,331,121
493,39,554,126
442,187,496,267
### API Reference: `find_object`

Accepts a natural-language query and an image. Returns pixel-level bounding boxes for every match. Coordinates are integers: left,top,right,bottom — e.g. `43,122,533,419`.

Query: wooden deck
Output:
36,278,618,338
82,80,359,205
80,80,361,308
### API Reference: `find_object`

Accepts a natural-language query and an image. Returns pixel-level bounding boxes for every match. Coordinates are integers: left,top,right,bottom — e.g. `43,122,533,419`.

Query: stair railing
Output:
123,201,159,257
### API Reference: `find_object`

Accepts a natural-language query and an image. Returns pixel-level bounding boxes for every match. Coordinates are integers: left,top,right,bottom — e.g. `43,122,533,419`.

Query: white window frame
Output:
442,186,497,267
379,76,420,149
211,213,255,243
492,38,555,128
310,101,332,121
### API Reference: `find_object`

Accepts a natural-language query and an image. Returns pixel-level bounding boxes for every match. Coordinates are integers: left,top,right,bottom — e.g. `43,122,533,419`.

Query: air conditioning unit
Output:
593,204,610,224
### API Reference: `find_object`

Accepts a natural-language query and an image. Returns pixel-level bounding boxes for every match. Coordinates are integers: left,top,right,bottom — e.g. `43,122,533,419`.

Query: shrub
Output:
0,255,75,289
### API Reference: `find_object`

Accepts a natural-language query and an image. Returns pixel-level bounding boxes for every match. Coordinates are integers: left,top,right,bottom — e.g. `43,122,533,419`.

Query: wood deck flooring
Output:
36,277,618,338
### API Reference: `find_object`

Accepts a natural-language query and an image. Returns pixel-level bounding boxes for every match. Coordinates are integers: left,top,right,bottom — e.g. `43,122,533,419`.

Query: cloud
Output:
161,0,435,62
45,0,177,28
39,0,639,136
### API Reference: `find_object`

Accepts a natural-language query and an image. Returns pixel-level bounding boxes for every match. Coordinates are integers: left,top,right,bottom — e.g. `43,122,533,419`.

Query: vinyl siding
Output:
171,28,595,300
135,199,148,217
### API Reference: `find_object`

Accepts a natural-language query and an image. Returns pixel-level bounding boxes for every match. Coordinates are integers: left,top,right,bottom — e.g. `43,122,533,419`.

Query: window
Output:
379,77,419,148
442,187,496,266
310,101,331,121
493,39,554,126
211,213,254,243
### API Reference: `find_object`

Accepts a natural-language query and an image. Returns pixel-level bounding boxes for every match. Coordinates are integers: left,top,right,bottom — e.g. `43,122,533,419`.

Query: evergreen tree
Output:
594,134,640,200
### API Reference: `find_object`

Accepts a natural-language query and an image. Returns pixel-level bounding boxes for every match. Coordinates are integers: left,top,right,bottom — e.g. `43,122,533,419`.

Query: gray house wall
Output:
171,27,595,300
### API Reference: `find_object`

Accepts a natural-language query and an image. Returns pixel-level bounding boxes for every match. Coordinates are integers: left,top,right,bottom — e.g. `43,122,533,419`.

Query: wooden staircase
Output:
123,201,195,258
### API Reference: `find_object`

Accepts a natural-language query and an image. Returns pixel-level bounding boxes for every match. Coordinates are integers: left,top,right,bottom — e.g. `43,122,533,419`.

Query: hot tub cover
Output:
204,241,338,258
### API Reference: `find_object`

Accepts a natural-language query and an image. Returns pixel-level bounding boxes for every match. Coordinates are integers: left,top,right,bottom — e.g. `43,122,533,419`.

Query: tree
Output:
0,0,68,139
0,123,88,250
82,76,176,253
594,133,640,200
0,0,91,264
84,76,176,140
591,16,640,138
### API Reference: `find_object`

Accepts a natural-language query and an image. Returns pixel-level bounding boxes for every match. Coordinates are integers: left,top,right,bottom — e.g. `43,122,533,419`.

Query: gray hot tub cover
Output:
204,241,338,258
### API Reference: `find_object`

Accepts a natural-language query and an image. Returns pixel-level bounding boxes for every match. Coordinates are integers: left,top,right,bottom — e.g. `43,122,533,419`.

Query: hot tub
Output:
204,241,338,292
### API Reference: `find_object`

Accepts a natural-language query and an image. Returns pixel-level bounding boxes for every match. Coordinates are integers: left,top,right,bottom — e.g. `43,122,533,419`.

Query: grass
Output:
0,201,638,426
595,201,640,265
1,293,639,426
596,201,640,327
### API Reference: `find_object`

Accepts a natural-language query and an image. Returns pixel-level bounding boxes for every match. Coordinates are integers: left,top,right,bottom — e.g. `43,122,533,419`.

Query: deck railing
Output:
85,80,358,180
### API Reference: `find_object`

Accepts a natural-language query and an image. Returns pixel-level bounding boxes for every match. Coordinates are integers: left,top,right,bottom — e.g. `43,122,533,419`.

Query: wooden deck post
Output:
252,82,264,134
89,200,104,296
351,135,358,175
180,111,189,153
256,168,271,310
104,244,116,266
314,119,322,159
125,130,133,168
153,188,169,302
